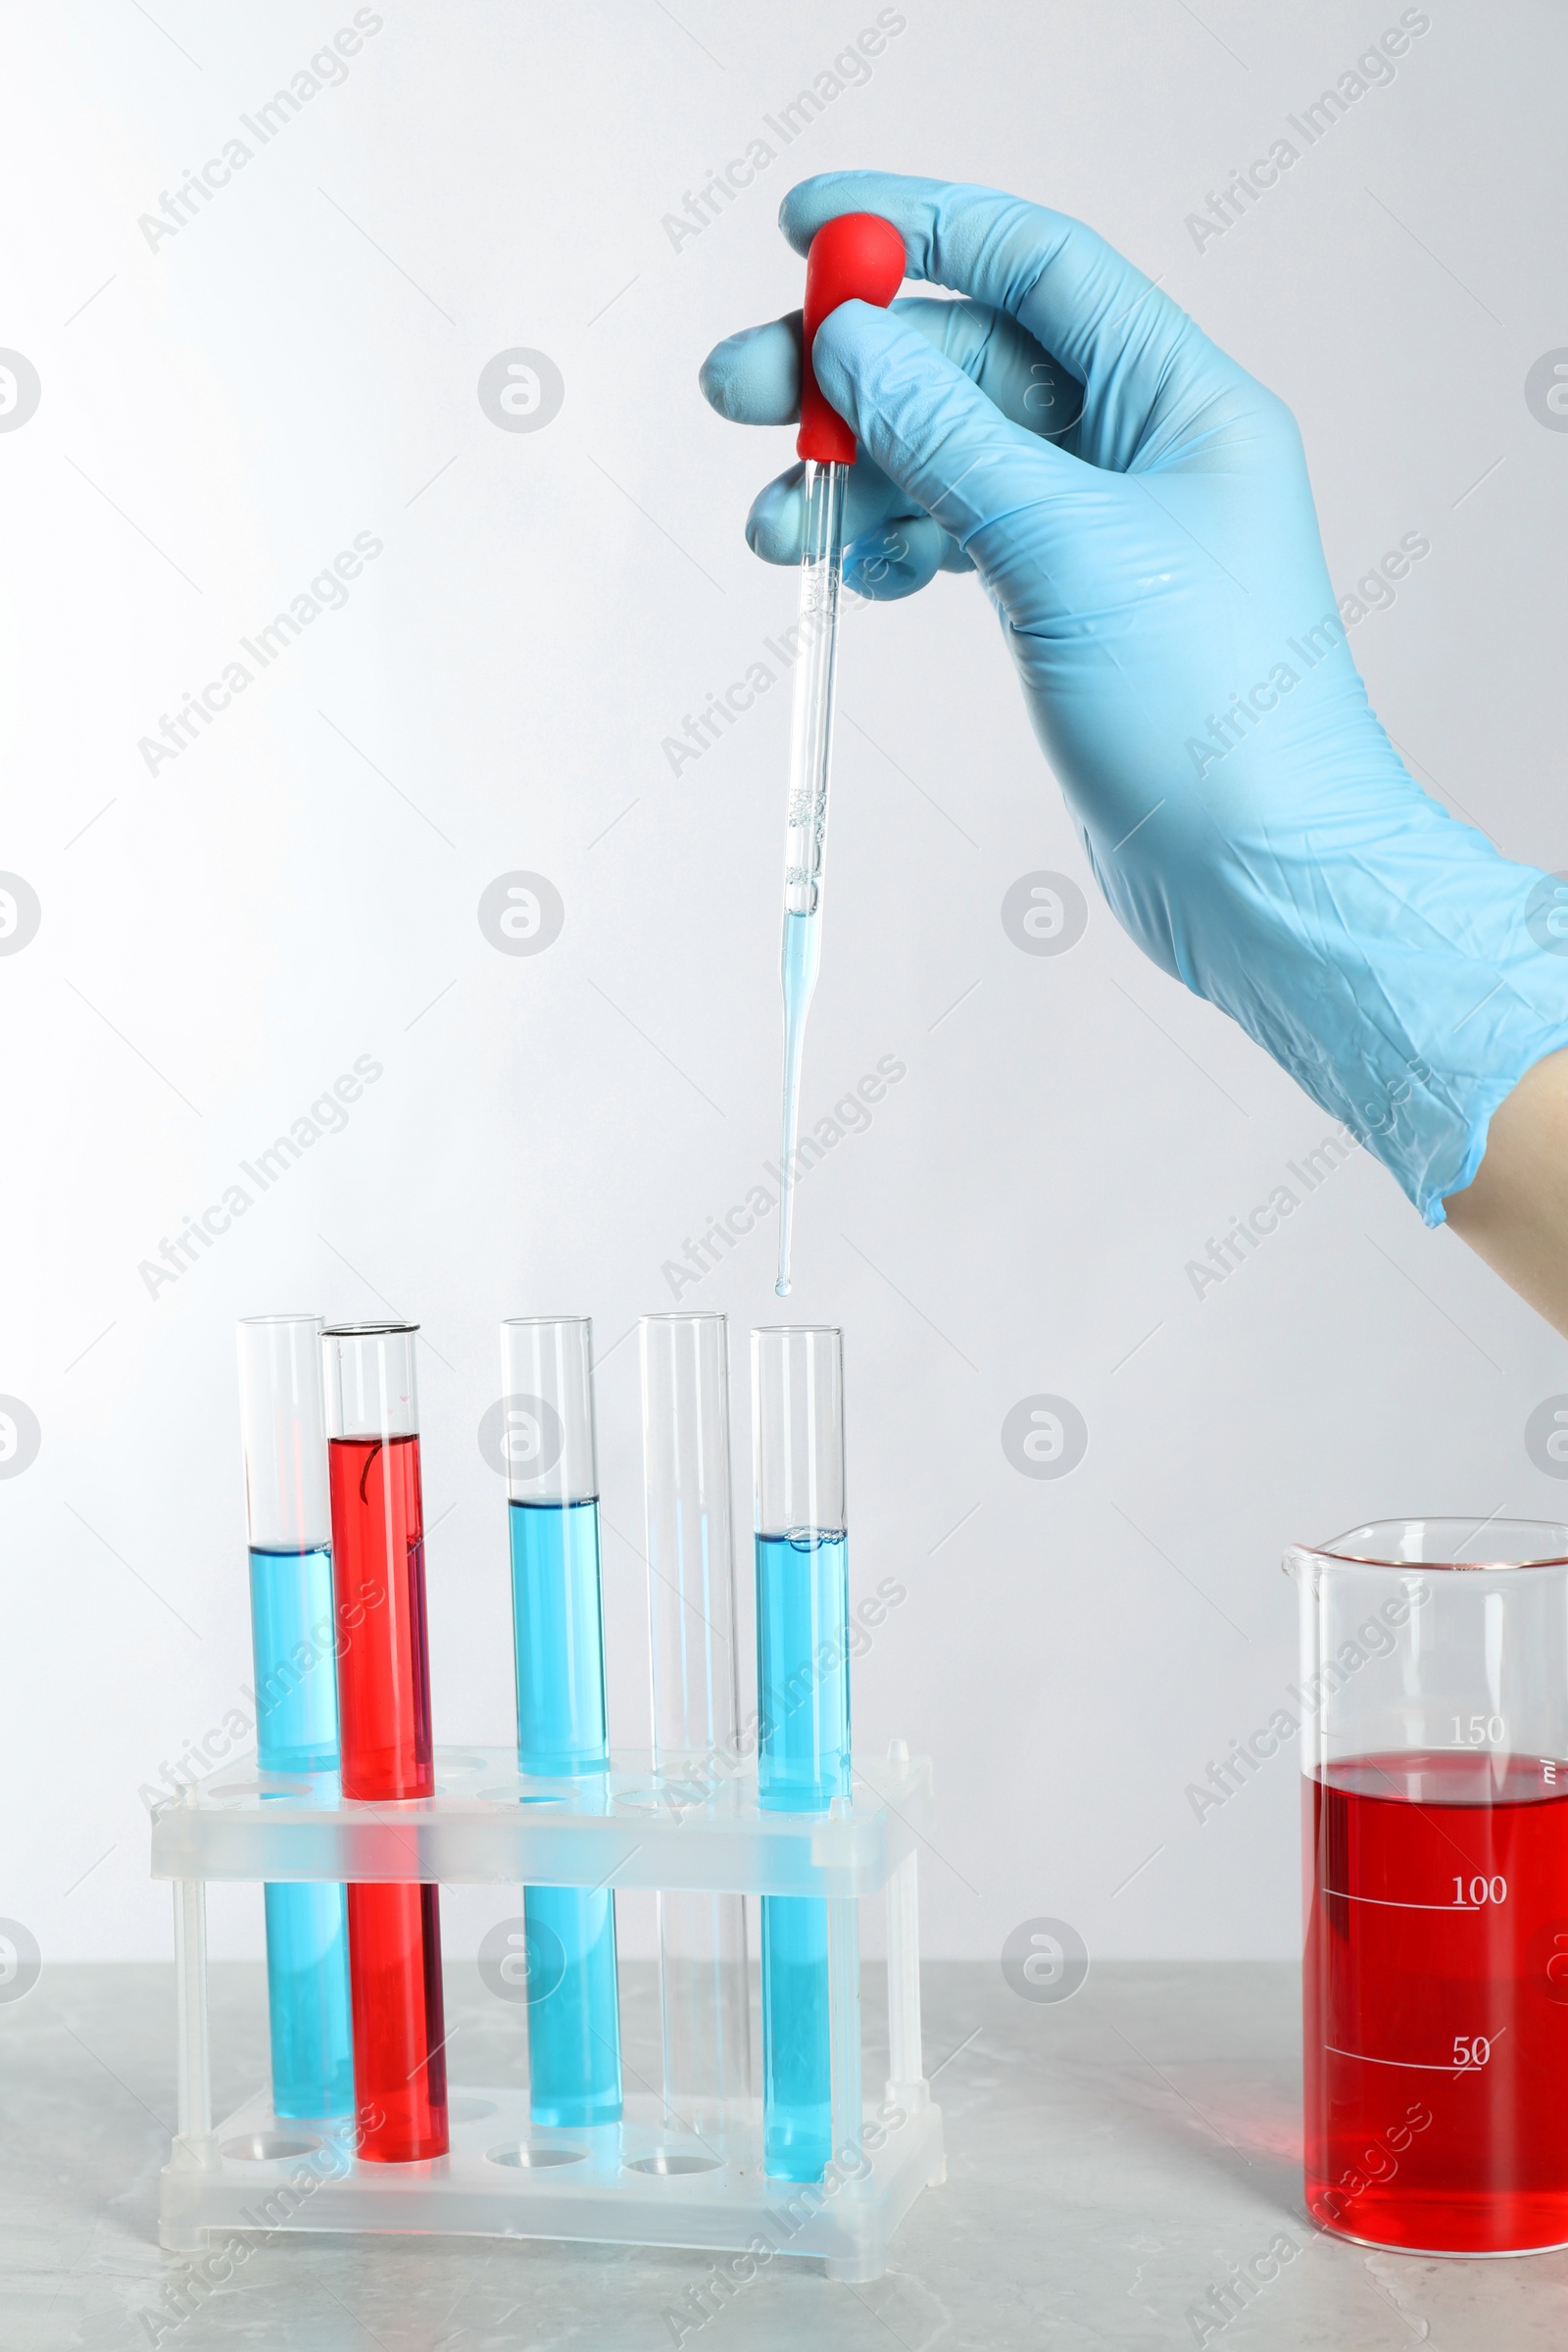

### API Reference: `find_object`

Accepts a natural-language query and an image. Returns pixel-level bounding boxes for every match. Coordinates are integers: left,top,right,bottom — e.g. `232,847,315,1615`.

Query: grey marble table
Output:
3,1960,1565,2350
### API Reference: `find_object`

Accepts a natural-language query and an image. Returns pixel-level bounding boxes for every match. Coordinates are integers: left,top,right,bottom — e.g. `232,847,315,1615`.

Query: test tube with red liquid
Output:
321,1319,448,2163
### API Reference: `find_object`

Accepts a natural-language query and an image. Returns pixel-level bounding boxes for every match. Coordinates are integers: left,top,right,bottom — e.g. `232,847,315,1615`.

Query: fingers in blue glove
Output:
701,295,1082,444
777,170,1204,465
700,291,1077,593
810,299,1089,564
745,466,965,600
698,316,802,425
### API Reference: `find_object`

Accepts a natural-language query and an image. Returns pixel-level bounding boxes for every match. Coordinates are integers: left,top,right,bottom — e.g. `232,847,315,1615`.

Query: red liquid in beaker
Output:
328,1433,447,2163
1304,1750,1568,2252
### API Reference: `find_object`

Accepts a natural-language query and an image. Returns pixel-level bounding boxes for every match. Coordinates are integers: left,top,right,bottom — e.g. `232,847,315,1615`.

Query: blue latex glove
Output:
700,172,1568,1223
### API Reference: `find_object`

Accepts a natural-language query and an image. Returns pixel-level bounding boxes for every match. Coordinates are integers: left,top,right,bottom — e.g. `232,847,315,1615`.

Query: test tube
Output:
236,1315,354,2121
752,1324,853,2182
640,1313,752,2143
503,1317,623,2129
321,1320,448,2163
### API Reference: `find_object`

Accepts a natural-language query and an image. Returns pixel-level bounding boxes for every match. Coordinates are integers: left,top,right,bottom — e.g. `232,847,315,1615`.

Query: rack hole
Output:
487,2141,588,2169
627,2150,723,2178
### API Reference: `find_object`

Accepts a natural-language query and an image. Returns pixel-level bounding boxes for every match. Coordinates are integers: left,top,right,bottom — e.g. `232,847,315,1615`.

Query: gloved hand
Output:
700,171,1568,1223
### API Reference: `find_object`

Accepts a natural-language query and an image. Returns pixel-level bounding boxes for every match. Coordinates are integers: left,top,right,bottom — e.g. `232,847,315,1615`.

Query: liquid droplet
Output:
774,1276,791,1298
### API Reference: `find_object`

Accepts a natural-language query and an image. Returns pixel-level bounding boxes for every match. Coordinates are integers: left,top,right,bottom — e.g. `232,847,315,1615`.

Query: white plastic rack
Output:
151,1742,944,2282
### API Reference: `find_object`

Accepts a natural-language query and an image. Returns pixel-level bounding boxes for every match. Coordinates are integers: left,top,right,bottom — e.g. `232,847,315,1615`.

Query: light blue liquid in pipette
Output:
248,1545,354,2120
756,1527,851,2180
510,1497,623,2129
775,907,822,1298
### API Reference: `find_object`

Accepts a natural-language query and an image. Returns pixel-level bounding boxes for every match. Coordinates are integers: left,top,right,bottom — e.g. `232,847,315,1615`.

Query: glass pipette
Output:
776,456,846,1298
774,214,905,1299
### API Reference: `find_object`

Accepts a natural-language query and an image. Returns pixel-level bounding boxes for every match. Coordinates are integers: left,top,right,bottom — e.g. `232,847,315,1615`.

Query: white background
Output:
2,0,1566,1969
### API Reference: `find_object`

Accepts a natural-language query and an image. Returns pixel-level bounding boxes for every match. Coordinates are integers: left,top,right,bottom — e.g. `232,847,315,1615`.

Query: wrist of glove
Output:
1101,710,1568,1222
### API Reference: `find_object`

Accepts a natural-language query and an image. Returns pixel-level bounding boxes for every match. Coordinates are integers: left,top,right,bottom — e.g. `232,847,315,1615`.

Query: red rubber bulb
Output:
796,213,906,466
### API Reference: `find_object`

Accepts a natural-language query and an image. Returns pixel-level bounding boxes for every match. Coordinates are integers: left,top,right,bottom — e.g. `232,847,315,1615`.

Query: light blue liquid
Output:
248,1546,354,2120
510,1498,622,2129
757,1528,851,1811
756,1527,850,2180
760,1895,831,2180
775,906,822,1299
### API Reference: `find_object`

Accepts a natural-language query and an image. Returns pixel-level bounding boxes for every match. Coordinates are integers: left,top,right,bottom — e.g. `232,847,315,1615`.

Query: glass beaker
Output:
1287,1519,1568,2255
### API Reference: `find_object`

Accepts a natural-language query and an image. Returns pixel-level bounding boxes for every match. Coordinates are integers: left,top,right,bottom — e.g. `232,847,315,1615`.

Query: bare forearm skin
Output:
1445,1048,1568,1339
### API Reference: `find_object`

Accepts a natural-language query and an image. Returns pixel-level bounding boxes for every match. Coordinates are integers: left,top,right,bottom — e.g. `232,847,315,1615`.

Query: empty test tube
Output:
237,1314,353,2122
640,1313,752,2143
752,1324,853,2182
321,1321,448,2163
503,1316,623,2129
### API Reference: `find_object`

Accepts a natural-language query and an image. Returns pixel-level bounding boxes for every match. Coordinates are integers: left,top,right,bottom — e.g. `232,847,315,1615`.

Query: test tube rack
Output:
151,1742,944,2282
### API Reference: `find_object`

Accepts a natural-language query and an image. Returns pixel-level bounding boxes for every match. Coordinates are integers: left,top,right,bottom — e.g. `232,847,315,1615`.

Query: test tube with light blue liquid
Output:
753,1323,853,2182
503,1316,622,2129
237,1314,354,2121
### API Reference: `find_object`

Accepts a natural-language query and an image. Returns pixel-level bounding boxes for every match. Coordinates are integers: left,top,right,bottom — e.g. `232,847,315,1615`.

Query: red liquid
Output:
331,1435,434,1803
328,1434,447,2163
1304,1751,1568,2252
343,1883,447,2163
